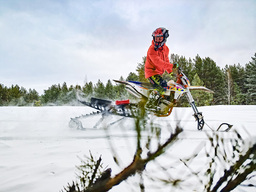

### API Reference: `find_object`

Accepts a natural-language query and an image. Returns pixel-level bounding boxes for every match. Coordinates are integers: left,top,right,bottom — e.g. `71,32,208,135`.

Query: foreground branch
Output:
84,127,183,192
211,143,256,192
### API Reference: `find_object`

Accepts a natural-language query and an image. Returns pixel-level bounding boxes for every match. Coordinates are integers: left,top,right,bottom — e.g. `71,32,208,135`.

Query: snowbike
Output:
113,67,214,130
70,67,219,131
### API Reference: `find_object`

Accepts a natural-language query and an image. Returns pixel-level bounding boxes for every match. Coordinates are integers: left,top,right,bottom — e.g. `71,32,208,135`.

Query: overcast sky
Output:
0,0,255,94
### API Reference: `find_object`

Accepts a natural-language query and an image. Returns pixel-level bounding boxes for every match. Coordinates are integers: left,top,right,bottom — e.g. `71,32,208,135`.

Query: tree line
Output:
0,79,128,106
1,53,255,106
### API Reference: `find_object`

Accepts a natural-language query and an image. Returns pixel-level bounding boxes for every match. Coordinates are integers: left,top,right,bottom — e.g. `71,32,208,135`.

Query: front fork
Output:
186,90,204,130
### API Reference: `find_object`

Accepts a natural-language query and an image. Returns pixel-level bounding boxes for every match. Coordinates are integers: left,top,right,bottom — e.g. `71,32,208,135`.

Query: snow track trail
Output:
0,106,255,192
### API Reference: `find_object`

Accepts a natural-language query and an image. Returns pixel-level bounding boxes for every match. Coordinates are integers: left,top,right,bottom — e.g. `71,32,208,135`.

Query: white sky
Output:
0,0,255,94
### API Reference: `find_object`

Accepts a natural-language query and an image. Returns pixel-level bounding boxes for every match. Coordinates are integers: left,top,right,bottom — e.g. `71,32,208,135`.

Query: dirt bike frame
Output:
114,68,211,130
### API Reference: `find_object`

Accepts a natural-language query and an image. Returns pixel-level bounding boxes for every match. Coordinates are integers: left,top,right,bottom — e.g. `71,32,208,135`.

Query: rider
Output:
145,27,178,114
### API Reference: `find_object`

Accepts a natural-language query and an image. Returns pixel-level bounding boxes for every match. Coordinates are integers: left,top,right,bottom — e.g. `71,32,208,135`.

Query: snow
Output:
0,105,256,192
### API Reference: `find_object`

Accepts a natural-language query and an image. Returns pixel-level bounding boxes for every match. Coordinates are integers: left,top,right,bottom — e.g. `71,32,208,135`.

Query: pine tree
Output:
105,80,115,99
245,53,256,104
126,72,139,81
57,82,69,104
193,55,203,78
7,85,27,105
191,73,213,106
24,89,39,104
194,56,226,105
9,85,22,100
170,53,180,63
83,81,94,97
61,82,69,94
114,76,127,99
94,80,105,99
176,55,194,80
136,57,147,82
0,84,9,105
232,82,245,105
227,64,246,92
226,68,233,105
42,84,62,104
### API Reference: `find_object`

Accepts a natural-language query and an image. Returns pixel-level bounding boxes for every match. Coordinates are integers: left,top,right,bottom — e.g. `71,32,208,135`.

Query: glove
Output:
169,63,179,76
173,62,179,68
170,63,179,76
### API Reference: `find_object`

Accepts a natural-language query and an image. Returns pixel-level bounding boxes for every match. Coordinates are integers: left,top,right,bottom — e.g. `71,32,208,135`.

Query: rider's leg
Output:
146,75,171,113
145,75,164,109
147,75,175,114
148,75,167,95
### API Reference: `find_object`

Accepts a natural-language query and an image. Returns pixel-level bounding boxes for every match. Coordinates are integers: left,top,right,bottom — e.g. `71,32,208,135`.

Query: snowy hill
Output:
0,105,255,192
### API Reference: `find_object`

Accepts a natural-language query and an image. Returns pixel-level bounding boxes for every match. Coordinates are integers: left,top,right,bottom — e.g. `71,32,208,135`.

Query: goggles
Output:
154,36,164,43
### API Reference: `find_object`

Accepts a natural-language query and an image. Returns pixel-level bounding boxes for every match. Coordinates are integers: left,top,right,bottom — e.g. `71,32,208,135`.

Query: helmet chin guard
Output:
152,27,169,50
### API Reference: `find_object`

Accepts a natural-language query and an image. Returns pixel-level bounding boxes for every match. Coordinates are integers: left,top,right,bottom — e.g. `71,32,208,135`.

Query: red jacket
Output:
145,41,173,79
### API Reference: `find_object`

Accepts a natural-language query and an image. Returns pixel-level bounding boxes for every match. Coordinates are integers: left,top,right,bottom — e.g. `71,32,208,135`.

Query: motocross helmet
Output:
152,27,169,50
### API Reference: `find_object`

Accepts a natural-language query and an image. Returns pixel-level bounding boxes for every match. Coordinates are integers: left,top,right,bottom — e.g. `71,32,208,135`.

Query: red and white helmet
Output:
152,27,169,50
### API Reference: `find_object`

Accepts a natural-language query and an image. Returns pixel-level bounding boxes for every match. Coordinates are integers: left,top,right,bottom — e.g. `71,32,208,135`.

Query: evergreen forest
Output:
1,53,256,106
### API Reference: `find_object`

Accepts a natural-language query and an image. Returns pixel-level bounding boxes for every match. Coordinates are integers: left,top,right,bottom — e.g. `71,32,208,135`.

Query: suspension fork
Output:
185,89,204,130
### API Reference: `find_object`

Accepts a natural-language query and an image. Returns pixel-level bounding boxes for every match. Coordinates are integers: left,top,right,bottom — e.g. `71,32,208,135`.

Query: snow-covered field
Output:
0,105,255,192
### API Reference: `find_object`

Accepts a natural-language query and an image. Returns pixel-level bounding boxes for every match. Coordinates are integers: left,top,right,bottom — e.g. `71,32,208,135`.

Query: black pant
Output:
148,75,167,95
